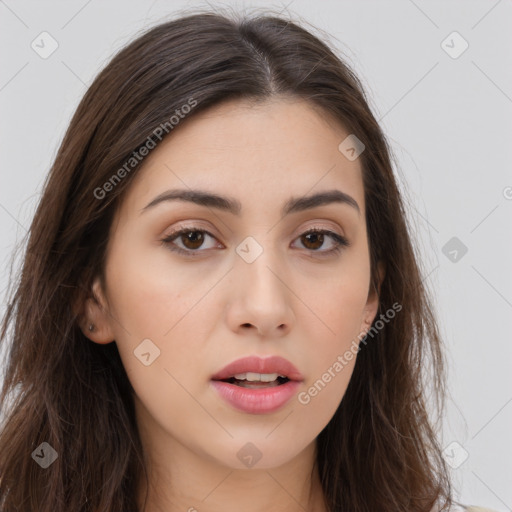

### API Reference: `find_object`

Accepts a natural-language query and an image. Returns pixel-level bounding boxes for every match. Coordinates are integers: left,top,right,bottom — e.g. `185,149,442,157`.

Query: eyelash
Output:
160,226,350,258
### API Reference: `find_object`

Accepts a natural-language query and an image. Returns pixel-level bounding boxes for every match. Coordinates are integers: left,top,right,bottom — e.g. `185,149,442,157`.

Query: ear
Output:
360,261,386,335
77,276,115,344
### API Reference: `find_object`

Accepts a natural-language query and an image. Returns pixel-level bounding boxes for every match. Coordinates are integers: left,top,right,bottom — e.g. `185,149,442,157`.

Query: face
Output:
82,97,382,471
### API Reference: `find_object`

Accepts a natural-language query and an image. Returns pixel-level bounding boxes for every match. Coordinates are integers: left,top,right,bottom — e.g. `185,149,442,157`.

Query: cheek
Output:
296,267,368,411
105,238,217,341
297,358,356,431
296,318,361,432
103,248,221,407
305,267,369,343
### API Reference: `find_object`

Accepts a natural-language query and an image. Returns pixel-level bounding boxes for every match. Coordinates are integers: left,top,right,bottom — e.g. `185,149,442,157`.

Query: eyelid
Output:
164,219,346,240
163,224,220,247
162,220,220,242
291,219,346,238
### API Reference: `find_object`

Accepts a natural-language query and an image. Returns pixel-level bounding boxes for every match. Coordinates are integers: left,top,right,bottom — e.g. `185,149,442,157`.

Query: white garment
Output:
452,504,498,512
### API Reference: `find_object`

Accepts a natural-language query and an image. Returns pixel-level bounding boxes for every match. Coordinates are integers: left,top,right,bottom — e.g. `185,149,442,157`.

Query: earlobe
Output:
78,277,115,344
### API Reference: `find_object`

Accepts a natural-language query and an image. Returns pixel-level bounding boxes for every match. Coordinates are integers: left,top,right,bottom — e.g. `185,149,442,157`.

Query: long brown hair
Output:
0,7,452,511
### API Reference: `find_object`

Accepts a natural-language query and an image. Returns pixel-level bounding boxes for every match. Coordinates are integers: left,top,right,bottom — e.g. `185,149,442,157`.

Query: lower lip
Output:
210,380,301,414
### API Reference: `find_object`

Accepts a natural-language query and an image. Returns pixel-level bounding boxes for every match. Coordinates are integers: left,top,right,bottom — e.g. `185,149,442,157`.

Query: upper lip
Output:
211,355,304,382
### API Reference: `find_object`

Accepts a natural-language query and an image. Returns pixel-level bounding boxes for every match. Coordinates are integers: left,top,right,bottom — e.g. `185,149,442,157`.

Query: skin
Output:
80,96,384,512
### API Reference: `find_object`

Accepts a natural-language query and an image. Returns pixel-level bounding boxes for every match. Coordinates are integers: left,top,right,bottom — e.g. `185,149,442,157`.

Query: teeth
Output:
233,372,286,382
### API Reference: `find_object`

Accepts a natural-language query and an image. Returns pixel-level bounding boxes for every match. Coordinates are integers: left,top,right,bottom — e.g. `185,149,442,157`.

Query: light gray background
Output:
1,0,511,510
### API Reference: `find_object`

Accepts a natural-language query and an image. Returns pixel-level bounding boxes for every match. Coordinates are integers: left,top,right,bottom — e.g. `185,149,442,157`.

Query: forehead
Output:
116,97,365,221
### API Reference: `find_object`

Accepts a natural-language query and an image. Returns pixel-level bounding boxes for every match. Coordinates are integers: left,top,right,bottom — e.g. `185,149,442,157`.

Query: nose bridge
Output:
229,232,292,331
235,233,286,298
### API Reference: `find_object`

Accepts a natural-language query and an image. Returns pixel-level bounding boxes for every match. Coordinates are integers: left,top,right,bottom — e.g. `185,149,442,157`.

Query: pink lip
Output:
210,380,301,414
210,355,304,381
210,355,304,415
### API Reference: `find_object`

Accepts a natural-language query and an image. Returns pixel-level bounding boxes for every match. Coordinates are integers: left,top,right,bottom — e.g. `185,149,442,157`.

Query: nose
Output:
225,247,294,338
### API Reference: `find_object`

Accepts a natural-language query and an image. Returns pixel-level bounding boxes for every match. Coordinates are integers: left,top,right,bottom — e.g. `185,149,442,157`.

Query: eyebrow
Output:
140,188,361,217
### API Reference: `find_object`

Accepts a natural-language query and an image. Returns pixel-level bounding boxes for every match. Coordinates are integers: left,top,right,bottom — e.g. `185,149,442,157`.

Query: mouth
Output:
210,355,304,384
209,355,303,414
216,373,291,389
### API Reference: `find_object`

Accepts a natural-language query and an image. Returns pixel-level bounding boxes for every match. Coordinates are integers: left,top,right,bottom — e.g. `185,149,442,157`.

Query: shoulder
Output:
464,508,500,512
432,503,499,512
450,504,499,512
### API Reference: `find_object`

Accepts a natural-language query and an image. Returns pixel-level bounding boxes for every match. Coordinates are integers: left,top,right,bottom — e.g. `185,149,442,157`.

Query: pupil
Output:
183,231,203,249
303,232,323,250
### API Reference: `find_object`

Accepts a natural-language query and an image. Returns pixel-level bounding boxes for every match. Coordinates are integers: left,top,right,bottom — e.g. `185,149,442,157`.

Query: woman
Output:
0,8,497,512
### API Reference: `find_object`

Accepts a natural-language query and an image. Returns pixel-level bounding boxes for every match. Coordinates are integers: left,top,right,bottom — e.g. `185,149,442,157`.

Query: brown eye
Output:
161,226,349,258
180,230,205,250
293,228,350,256
161,227,220,256
300,231,325,250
